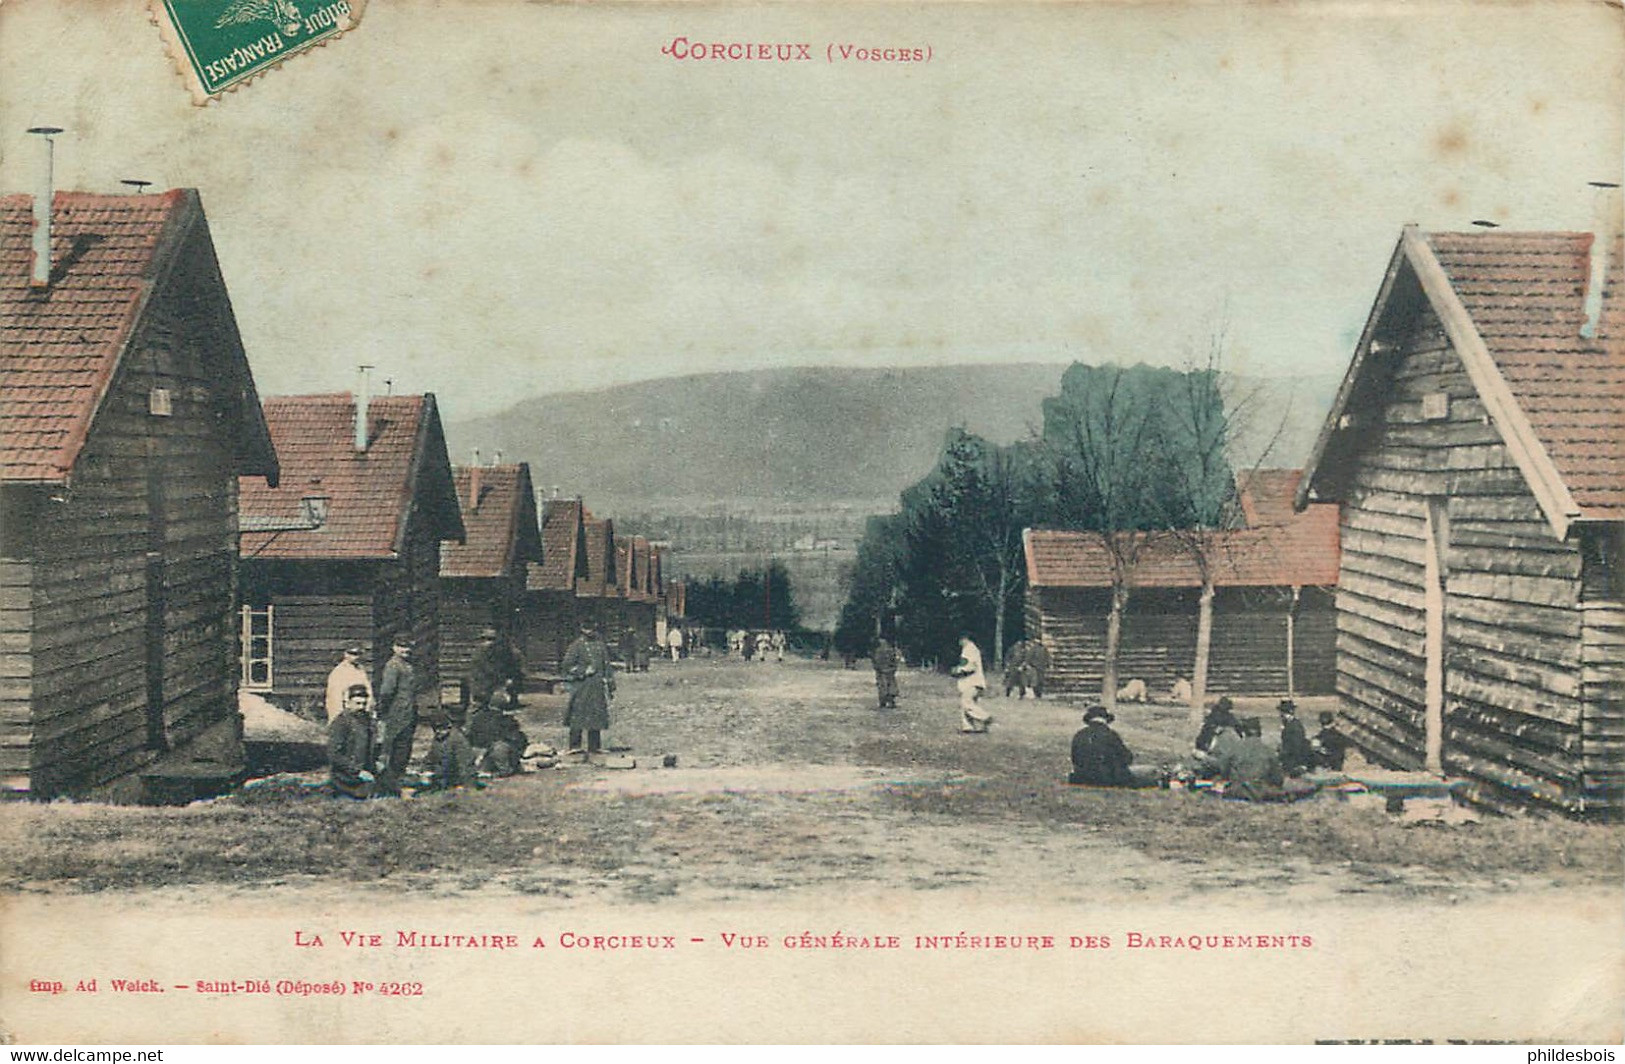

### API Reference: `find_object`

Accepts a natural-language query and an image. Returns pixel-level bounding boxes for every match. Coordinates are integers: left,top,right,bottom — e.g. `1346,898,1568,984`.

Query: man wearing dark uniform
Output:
1276,700,1315,777
328,684,378,799
1312,711,1351,771
375,636,420,792
1069,704,1158,787
561,622,615,754
424,711,478,790
1026,639,1051,698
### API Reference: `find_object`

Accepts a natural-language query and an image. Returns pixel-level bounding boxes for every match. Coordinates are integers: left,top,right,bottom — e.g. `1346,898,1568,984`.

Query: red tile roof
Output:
576,514,618,598
1026,470,1340,589
241,394,462,559
0,189,276,485
441,463,542,579
1425,232,1625,522
527,497,584,592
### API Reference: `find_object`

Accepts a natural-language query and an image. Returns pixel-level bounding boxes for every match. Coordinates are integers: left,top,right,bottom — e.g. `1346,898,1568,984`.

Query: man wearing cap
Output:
1212,717,1288,801
423,709,479,791
324,645,372,724
1311,711,1351,771
1069,704,1159,787
561,621,614,754
328,684,378,799
1276,699,1315,777
1194,696,1240,756
467,627,518,712
375,636,421,789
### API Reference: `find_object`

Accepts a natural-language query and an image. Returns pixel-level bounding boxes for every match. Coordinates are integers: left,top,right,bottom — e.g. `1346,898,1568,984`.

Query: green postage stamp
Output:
150,0,367,103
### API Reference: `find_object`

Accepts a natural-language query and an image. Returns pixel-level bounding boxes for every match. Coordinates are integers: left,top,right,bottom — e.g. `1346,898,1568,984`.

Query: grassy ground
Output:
0,656,1617,903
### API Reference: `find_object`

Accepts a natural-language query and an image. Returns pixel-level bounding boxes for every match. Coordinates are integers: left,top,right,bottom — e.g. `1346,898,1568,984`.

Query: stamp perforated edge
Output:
146,0,370,106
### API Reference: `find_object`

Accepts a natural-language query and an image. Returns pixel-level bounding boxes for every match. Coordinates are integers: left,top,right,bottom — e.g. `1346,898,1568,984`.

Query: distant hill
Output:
444,363,1340,514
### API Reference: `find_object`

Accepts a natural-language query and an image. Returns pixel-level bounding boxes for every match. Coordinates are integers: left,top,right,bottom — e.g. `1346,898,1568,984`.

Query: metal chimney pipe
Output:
470,448,482,512
1581,181,1620,340
354,365,374,452
27,127,62,289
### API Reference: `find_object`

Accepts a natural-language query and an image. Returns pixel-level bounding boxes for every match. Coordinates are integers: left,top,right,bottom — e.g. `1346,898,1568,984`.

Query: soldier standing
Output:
375,636,421,792
561,622,615,755
872,637,900,709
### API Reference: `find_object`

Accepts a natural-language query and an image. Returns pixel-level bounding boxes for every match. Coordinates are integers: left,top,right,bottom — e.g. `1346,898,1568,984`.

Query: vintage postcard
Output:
0,0,1621,1046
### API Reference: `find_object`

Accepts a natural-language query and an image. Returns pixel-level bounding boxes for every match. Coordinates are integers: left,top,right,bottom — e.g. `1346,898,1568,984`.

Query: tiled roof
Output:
1026,470,1340,589
576,514,618,598
1426,232,1625,522
441,463,542,579
0,189,275,485
527,497,583,591
241,394,462,559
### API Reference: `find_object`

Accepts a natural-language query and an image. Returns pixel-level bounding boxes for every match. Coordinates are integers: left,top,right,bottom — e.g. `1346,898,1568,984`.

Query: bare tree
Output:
1156,322,1291,712
1041,365,1167,711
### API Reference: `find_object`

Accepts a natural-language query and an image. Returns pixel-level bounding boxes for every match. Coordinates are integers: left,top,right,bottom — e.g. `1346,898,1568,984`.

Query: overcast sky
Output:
1,1,1619,418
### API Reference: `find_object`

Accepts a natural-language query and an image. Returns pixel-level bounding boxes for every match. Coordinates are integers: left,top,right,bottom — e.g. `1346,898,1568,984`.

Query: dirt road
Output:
1,655,1617,905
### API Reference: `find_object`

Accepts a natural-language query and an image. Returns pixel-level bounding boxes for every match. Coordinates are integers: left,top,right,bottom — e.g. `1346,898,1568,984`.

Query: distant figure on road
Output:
1276,700,1314,777
328,683,377,799
771,629,786,662
741,630,755,661
1026,639,1051,698
323,644,372,723
872,637,899,709
562,622,615,755
1069,704,1159,787
952,635,992,734
666,625,684,662
756,631,772,662
375,636,421,793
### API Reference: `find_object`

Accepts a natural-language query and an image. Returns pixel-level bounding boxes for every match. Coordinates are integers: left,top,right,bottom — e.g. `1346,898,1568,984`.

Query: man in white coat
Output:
665,625,684,662
951,635,992,733
324,644,372,723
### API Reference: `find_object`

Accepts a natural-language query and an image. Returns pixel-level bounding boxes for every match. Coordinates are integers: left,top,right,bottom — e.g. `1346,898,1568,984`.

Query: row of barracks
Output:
0,188,682,801
1023,225,1623,818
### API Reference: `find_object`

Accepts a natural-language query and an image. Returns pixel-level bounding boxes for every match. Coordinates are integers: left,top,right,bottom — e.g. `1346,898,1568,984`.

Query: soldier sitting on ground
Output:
1276,699,1315,777
1311,711,1351,771
1068,704,1160,788
1116,677,1149,703
467,700,530,776
328,683,378,800
423,711,480,791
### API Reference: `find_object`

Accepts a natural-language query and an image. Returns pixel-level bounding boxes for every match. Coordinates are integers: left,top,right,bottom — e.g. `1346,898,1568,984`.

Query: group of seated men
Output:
327,629,539,799
1068,694,1351,801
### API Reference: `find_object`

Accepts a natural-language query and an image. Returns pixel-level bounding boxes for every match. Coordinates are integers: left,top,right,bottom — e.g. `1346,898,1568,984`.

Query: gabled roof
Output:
0,189,276,486
241,393,464,560
576,513,619,598
527,497,588,592
1299,227,1625,535
1026,470,1340,590
441,463,543,579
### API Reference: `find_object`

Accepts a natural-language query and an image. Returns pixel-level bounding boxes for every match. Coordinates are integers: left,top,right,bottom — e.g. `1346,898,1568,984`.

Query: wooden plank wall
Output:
1581,603,1624,816
1027,586,1336,697
523,589,577,673
263,594,373,716
372,515,443,701
0,557,33,782
441,575,523,687
1332,303,1594,814
26,227,243,798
